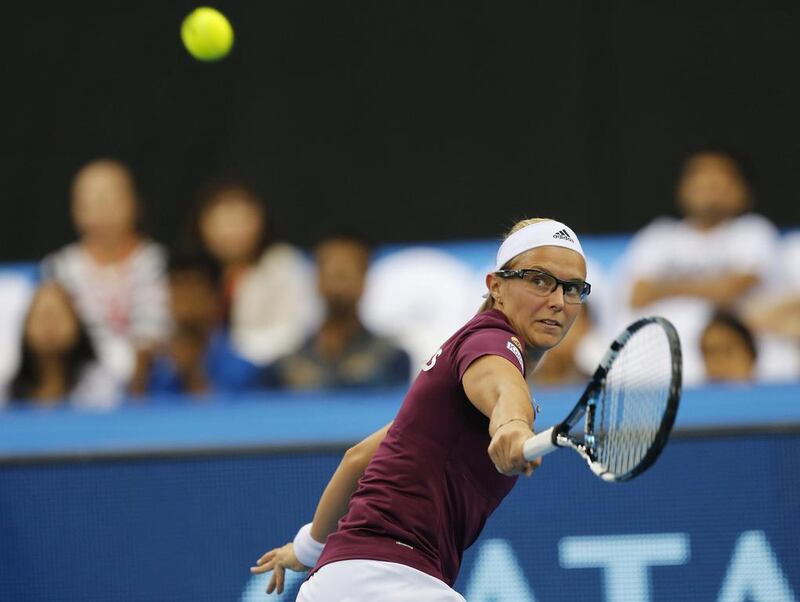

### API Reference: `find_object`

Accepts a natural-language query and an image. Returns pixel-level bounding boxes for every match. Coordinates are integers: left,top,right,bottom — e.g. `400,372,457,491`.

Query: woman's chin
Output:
527,331,563,351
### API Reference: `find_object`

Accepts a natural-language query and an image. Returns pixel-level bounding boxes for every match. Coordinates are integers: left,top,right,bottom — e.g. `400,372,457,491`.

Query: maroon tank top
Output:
314,309,529,586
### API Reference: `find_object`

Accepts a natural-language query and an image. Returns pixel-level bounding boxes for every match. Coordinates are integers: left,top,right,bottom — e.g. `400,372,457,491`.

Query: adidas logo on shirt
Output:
552,229,575,243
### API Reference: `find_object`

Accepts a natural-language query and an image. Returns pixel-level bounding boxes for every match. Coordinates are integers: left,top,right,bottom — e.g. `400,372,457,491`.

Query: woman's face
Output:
24,284,81,355
71,163,138,241
169,270,219,327
199,194,265,264
488,246,587,351
677,154,748,226
316,239,369,316
701,322,755,382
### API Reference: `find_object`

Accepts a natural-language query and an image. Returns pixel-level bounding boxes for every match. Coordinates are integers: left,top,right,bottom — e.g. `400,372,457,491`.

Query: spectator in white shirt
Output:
744,232,800,340
617,149,780,385
741,232,800,380
191,181,317,366
42,159,170,393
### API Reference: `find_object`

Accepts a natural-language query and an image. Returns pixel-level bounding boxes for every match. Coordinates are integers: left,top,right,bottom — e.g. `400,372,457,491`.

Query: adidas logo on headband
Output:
494,220,585,271
552,229,575,243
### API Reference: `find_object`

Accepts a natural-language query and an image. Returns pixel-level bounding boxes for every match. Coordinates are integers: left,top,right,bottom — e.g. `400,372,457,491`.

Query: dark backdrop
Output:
3,1,799,260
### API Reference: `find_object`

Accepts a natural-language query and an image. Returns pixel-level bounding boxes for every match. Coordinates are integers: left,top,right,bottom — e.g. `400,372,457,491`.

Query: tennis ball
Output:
181,7,234,62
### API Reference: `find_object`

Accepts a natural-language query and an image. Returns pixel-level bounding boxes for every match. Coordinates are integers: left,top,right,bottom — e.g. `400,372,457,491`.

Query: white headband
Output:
494,220,585,270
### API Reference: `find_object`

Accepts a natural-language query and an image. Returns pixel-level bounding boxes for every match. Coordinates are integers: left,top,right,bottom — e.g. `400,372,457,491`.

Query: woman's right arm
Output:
462,355,539,476
249,421,392,594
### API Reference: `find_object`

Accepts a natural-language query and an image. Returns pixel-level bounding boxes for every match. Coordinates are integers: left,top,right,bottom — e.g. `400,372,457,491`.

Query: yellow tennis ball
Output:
181,7,234,62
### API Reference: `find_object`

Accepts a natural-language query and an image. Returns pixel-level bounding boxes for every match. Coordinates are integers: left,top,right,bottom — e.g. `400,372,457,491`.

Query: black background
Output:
3,1,799,260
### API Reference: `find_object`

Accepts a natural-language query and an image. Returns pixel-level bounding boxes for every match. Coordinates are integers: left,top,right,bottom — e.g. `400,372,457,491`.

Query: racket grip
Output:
523,427,558,461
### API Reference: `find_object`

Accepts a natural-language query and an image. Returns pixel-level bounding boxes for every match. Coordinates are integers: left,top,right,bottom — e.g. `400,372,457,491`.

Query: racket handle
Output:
523,427,558,461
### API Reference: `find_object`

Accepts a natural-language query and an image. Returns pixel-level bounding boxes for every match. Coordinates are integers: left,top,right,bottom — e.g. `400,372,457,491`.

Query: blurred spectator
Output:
192,181,317,366
147,254,260,395
700,311,757,383
42,159,170,394
628,150,776,309
785,231,800,288
263,233,411,389
616,149,780,384
743,232,800,340
1,282,121,409
741,231,800,380
360,247,483,370
0,269,35,389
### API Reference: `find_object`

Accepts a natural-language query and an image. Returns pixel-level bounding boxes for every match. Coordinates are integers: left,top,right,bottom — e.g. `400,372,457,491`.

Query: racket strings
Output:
592,322,673,477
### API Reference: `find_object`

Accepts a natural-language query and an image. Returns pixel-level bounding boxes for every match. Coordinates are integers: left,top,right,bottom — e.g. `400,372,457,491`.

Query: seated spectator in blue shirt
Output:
263,233,411,390
147,253,260,396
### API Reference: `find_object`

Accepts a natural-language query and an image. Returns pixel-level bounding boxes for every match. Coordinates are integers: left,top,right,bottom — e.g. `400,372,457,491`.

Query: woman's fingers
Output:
250,550,277,574
266,565,285,594
257,548,277,565
253,542,306,592
250,557,276,574
489,422,536,475
522,457,542,477
266,571,278,594
276,565,286,594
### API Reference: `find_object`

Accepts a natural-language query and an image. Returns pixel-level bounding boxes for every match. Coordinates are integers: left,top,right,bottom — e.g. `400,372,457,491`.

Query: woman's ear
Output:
485,273,501,305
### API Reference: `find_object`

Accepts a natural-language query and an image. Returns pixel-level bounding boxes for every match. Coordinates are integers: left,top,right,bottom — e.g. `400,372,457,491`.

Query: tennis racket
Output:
523,316,682,482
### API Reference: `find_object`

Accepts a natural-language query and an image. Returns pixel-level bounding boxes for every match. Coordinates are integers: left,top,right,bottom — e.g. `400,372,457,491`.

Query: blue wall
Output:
0,434,797,601
1,384,799,601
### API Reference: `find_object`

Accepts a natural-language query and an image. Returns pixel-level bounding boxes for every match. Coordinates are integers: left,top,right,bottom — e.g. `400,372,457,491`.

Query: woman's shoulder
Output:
130,239,167,263
469,308,516,329
728,212,780,237
120,240,168,280
436,310,526,378
629,216,683,243
258,241,308,265
782,230,800,261
47,241,83,257
41,242,83,271
250,242,313,282
448,310,518,349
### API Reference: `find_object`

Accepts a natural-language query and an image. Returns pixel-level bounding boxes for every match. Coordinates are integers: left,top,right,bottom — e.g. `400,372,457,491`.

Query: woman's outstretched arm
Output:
309,421,393,541
249,421,393,594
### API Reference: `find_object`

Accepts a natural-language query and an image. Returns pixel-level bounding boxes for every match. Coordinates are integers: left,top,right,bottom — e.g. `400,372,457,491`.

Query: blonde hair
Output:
478,217,553,313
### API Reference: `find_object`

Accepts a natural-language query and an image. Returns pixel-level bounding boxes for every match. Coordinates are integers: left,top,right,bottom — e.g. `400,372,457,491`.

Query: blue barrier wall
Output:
0,384,798,601
0,433,797,601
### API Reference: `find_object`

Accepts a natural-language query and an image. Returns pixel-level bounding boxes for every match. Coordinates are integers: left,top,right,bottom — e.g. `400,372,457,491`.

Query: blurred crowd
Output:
0,149,799,409
533,149,800,389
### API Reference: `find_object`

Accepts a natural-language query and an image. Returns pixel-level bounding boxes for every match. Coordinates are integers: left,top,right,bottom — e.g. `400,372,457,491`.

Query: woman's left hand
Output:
250,542,310,594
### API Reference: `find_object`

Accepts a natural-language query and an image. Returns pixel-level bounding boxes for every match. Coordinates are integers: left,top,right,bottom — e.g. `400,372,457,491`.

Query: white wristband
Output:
292,523,325,568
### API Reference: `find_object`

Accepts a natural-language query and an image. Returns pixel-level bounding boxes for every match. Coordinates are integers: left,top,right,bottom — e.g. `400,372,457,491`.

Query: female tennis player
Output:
250,218,590,600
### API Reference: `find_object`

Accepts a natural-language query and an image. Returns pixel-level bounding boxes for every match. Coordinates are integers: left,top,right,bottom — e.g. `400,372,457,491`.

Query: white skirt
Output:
296,559,466,602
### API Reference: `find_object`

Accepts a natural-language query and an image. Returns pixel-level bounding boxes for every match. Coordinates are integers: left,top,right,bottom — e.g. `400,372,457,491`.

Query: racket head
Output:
561,316,682,482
